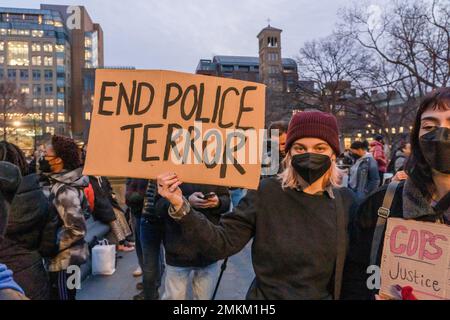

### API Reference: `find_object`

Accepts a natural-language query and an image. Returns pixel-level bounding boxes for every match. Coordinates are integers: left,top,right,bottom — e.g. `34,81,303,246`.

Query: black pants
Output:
140,217,164,300
379,171,385,186
49,270,77,300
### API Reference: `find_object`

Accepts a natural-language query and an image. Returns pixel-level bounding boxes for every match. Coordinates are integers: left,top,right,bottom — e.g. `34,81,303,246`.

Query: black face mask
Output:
419,127,450,174
38,157,52,173
291,153,332,185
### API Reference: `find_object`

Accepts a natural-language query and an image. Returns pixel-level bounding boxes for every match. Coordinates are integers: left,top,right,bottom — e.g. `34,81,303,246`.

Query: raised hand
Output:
156,172,183,210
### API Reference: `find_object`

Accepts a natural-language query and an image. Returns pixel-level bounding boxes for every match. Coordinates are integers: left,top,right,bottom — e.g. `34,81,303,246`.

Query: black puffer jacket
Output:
0,173,59,300
88,176,118,223
156,183,230,268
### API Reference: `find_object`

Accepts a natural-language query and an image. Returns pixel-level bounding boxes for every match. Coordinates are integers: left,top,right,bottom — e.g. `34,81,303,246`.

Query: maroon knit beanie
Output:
285,111,341,155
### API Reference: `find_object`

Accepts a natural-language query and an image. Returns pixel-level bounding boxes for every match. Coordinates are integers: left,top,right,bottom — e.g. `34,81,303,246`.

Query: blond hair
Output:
277,152,343,190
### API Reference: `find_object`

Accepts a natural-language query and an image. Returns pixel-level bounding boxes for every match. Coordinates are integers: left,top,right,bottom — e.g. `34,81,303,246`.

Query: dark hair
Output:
374,134,384,142
269,121,289,136
51,135,81,171
350,141,366,150
405,87,450,200
398,140,409,152
0,141,28,176
362,140,369,150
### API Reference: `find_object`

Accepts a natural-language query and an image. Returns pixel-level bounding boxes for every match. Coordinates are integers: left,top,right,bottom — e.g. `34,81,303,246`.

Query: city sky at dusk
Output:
10,0,388,73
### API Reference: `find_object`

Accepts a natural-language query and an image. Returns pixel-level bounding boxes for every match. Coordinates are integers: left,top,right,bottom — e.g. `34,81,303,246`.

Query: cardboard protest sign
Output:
83,69,266,189
380,218,450,300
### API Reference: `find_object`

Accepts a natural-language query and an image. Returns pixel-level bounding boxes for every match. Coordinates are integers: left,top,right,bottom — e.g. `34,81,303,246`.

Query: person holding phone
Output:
155,183,230,300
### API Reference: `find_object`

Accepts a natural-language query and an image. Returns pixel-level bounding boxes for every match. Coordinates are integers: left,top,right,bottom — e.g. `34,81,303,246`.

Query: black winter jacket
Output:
341,179,446,300
156,183,230,268
0,173,59,300
174,177,356,299
89,176,118,223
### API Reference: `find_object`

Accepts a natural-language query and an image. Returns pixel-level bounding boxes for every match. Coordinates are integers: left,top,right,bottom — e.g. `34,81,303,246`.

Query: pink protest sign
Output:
380,218,450,300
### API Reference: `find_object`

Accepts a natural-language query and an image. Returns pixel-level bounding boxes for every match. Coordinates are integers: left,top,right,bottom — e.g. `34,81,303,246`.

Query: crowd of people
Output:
0,87,448,300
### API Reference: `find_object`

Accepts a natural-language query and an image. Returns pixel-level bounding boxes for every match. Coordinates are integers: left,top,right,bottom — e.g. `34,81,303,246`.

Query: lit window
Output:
7,41,29,66
31,43,41,52
32,30,43,37
57,57,64,66
43,43,53,52
58,113,65,122
45,113,54,122
85,37,92,48
45,99,54,107
20,85,30,94
32,56,42,66
399,127,404,133
18,29,30,36
0,42,4,51
85,112,91,120
392,128,396,134
0,29,7,36
54,21,63,28
44,56,53,66
55,45,64,52
32,98,42,107
57,99,64,107
45,127,55,134
0,56,4,64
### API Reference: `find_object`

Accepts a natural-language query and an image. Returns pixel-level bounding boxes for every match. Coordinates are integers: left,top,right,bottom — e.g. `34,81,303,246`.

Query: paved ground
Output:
78,242,254,300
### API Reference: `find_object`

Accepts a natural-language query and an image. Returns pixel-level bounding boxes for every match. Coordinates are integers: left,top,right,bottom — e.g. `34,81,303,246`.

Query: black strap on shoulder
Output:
333,188,346,300
369,181,400,266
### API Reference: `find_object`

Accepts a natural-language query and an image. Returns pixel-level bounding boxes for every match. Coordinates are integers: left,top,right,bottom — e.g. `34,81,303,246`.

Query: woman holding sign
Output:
157,111,357,300
342,88,450,300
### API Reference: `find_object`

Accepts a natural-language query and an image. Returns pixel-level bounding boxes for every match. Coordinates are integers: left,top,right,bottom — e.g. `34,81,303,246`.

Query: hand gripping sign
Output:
83,70,266,189
380,218,450,300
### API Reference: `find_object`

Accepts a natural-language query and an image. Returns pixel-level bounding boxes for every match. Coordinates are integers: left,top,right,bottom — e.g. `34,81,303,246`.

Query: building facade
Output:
82,66,135,141
0,4,103,153
196,25,298,93
196,24,299,126
40,4,104,138
0,6,71,153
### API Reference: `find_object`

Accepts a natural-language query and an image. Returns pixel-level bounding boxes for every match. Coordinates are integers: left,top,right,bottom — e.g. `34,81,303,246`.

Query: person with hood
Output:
157,111,357,300
0,142,58,300
387,141,411,174
348,141,380,202
342,87,450,300
39,135,89,300
0,161,28,300
370,135,388,185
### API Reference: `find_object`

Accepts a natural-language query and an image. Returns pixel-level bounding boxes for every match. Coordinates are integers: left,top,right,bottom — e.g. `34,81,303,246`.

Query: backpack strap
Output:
369,181,400,266
333,188,346,300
